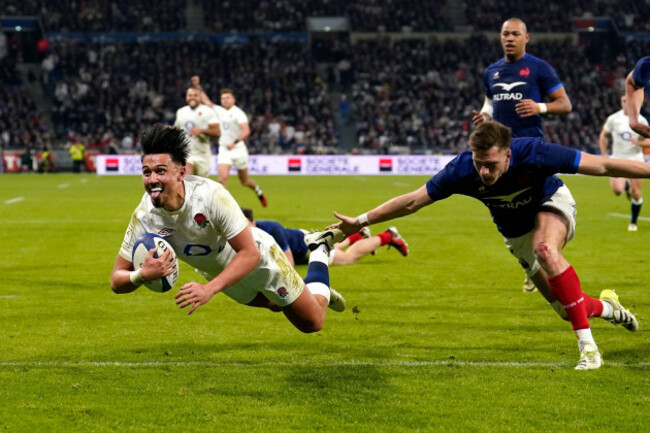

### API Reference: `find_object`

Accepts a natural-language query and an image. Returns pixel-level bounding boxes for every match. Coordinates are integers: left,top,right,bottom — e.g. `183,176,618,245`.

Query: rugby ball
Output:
131,233,179,292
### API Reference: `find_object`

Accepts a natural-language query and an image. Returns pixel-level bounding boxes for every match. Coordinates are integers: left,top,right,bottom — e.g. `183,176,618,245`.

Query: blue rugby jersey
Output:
484,53,563,138
425,137,581,238
256,220,309,263
632,56,650,96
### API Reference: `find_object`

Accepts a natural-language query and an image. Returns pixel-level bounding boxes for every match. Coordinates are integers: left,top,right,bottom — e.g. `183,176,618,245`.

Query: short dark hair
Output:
502,17,527,33
469,121,512,152
140,124,189,166
241,207,254,222
220,88,235,97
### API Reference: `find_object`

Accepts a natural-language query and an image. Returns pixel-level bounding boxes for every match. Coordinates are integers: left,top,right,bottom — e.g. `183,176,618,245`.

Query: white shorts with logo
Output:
504,185,577,277
217,142,249,170
215,231,305,307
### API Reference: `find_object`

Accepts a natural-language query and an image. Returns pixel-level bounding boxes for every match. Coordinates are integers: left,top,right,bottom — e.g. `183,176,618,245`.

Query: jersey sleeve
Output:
210,185,249,240
204,106,218,125
603,114,614,133
118,205,147,262
235,107,249,124
173,109,182,129
632,57,650,88
483,68,493,99
425,157,461,201
534,140,581,174
538,61,563,95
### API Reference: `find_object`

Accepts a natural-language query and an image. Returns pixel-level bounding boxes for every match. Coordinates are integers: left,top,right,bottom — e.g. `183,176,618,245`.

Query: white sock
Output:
309,245,330,263
575,328,597,352
306,282,330,302
255,186,263,195
600,300,614,319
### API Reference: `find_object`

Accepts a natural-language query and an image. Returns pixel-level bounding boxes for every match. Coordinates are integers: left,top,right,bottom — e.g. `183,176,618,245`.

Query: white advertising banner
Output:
96,154,456,176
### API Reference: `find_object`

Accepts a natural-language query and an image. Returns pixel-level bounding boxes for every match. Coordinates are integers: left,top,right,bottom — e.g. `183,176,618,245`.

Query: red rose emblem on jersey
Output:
519,67,530,77
194,213,209,228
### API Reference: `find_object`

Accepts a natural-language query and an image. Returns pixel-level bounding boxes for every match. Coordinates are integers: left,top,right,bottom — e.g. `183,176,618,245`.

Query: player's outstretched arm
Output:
626,72,650,138
578,152,650,178
331,185,433,236
175,226,260,315
598,128,611,157
191,75,216,108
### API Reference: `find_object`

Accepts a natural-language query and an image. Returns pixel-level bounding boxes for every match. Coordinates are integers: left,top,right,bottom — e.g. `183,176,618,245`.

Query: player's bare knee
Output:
298,317,324,333
533,241,559,268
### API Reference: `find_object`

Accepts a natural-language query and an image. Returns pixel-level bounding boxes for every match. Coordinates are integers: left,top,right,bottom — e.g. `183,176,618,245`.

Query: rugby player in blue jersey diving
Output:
332,121,646,370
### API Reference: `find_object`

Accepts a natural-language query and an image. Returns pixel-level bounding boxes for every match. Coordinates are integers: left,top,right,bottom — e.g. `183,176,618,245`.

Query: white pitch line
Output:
58,183,69,189
609,212,650,222
4,197,24,204
0,360,648,368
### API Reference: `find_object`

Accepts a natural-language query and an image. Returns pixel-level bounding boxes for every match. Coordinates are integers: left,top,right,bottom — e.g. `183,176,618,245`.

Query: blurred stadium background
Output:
0,0,648,173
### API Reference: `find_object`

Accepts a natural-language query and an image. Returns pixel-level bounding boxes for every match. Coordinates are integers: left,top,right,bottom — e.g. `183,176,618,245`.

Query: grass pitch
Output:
1,173,649,432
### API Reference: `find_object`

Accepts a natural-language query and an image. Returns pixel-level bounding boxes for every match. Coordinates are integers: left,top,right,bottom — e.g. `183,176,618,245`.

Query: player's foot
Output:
304,228,345,252
628,223,638,232
600,289,639,332
258,193,268,207
386,227,409,257
574,344,602,370
328,287,346,312
522,275,537,293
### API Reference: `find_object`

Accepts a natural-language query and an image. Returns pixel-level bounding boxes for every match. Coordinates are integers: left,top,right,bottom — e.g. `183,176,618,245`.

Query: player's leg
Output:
629,178,643,231
217,163,231,187
610,177,627,196
237,168,267,207
282,229,346,332
332,236,382,265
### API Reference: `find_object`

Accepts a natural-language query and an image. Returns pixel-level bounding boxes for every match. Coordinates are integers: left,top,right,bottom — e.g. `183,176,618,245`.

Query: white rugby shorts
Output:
217,142,249,170
504,185,577,276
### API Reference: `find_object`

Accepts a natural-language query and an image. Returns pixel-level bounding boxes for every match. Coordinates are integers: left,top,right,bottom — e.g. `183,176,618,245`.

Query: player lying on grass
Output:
109,124,346,333
241,208,409,266
331,121,641,370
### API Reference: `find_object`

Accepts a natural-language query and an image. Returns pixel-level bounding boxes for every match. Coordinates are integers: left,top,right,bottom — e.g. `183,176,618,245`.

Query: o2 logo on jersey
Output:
183,244,212,256
621,131,632,142
184,120,196,132
222,123,231,131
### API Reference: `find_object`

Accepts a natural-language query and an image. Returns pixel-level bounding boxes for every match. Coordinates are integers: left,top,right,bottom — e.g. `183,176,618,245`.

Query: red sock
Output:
377,231,392,246
547,266,589,330
347,233,362,245
584,296,603,318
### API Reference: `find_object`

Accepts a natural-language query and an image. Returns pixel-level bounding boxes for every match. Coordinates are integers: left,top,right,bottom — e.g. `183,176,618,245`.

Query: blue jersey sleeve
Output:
632,57,650,90
483,68,493,99
538,60,563,95
425,156,462,201
256,220,290,252
533,140,581,173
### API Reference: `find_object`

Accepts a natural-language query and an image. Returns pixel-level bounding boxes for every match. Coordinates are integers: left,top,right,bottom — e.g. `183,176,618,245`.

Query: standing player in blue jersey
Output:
331,121,643,370
625,56,650,138
472,17,572,293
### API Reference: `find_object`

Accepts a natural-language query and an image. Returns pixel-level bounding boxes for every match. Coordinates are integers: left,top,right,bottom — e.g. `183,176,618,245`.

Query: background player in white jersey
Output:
191,76,268,207
173,88,220,177
599,94,650,231
109,124,345,333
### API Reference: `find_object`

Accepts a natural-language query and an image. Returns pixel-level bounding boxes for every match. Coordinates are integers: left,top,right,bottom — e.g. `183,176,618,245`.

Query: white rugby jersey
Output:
173,104,218,154
217,105,248,147
603,110,649,160
119,176,274,288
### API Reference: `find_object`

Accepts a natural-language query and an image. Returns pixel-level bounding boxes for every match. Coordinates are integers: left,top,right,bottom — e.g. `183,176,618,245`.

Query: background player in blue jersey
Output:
331,121,647,370
625,56,650,138
472,17,572,293
242,208,408,266
472,18,572,138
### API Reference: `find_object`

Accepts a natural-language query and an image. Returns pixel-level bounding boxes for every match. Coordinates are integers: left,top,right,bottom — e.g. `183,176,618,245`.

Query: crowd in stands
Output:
202,0,451,33
464,0,650,32
41,38,337,154
0,58,49,151
3,0,186,32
